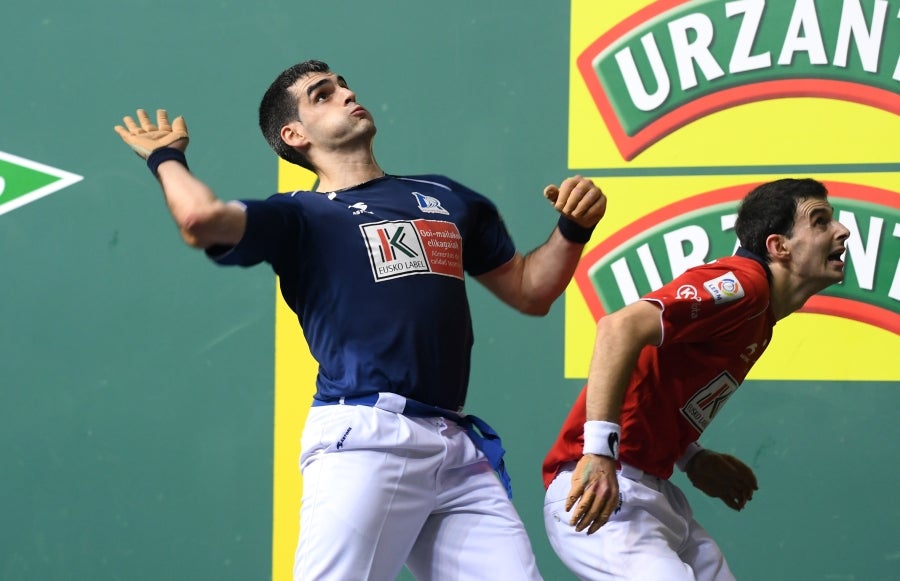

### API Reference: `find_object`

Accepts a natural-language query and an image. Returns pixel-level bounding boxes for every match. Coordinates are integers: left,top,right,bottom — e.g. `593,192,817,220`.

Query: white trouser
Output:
294,402,542,581
543,462,735,581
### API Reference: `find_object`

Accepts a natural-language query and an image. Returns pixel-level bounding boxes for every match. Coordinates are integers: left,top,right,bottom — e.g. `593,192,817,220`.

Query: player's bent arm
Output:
584,300,663,422
156,160,247,249
474,228,585,316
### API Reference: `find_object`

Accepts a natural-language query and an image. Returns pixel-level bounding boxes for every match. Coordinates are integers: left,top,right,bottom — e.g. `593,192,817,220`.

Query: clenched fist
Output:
544,175,607,229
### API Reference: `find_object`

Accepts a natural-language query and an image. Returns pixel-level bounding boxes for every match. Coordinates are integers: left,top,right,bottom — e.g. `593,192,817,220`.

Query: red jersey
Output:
542,252,776,487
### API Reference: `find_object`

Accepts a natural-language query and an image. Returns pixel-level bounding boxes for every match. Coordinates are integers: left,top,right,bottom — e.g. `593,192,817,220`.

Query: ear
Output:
280,122,308,149
765,233,790,262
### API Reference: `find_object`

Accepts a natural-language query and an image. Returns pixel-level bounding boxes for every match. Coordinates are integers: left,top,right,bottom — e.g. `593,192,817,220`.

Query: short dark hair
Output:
734,178,829,260
258,60,332,171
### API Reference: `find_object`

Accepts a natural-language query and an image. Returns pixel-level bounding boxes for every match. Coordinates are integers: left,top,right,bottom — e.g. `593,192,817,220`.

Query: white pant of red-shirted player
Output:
544,461,735,581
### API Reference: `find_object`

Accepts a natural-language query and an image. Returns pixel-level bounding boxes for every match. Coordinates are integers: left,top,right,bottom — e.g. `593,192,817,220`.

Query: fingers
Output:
136,109,158,132
568,485,595,530
565,477,585,513
119,109,173,135
729,456,759,490
119,109,155,135
157,109,172,132
566,456,619,534
113,125,130,139
172,115,189,135
586,511,612,535
544,185,559,203
547,175,607,227
122,114,140,133
570,485,618,534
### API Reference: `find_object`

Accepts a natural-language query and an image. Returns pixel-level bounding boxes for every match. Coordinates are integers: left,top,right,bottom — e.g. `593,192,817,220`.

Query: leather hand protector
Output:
114,108,189,159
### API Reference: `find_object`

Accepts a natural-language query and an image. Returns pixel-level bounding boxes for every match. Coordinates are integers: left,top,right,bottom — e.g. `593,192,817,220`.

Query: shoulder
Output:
394,174,490,201
676,255,770,308
250,190,331,210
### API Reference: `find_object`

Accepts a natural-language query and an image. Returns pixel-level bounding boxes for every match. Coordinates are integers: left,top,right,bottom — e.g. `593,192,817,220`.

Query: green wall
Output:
1,1,897,580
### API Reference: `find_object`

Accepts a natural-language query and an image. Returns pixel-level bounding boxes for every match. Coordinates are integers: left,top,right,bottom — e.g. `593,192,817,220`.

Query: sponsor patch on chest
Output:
360,219,464,281
680,371,739,433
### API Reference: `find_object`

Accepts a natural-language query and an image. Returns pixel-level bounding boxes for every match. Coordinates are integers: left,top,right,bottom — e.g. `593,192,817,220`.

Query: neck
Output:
312,148,384,193
767,265,820,321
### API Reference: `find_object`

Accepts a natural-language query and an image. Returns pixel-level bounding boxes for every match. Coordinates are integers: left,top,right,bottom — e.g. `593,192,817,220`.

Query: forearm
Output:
584,319,641,423
518,227,587,313
585,301,663,423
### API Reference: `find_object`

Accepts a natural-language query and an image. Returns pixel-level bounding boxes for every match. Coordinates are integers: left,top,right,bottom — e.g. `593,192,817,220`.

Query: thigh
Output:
294,406,441,581
543,468,694,581
406,425,542,581
666,484,734,581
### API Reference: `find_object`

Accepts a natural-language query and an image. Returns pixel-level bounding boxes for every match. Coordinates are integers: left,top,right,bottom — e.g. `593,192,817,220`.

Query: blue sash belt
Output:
312,392,513,499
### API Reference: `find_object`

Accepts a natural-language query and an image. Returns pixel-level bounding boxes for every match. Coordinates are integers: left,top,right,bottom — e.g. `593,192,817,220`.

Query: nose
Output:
835,220,851,241
340,86,357,104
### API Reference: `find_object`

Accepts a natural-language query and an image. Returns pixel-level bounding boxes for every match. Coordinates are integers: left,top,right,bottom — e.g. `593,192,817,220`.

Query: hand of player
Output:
686,451,758,511
565,453,620,535
544,175,607,228
114,109,189,159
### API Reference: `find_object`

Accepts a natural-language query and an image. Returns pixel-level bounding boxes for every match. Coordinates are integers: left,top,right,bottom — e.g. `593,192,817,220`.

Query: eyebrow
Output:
807,204,834,220
305,77,332,99
305,75,348,99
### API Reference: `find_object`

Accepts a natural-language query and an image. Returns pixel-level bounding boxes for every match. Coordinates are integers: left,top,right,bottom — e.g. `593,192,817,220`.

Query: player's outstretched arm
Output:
114,109,246,249
475,176,607,315
685,450,759,511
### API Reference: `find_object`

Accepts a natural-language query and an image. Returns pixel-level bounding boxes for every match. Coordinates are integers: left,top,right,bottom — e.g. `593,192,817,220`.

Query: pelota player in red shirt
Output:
542,178,851,580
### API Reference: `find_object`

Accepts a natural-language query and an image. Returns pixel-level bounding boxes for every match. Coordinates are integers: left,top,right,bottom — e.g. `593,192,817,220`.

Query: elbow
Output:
516,298,554,317
178,210,219,248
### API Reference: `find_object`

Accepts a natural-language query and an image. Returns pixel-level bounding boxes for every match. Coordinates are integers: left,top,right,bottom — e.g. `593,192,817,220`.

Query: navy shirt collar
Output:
735,247,772,284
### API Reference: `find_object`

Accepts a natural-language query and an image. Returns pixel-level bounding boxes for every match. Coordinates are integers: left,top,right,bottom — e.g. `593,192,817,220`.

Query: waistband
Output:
312,392,513,499
619,462,646,482
312,392,461,417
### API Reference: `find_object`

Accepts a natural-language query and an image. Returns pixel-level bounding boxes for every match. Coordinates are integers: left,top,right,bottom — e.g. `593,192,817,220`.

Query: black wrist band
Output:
557,215,595,244
147,147,188,177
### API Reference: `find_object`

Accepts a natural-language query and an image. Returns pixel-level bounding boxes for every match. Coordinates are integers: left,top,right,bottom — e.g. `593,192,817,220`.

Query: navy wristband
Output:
557,215,595,244
147,147,188,177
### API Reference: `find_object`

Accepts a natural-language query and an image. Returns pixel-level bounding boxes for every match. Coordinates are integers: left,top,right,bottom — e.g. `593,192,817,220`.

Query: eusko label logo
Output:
361,219,464,281
578,0,900,160
575,182,900,334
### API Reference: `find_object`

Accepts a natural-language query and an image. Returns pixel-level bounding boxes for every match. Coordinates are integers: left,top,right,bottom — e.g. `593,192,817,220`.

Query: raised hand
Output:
544,175,607,228
114,109,189,159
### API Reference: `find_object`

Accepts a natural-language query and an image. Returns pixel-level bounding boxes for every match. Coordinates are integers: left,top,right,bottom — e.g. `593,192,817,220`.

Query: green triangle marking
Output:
0,151,83,216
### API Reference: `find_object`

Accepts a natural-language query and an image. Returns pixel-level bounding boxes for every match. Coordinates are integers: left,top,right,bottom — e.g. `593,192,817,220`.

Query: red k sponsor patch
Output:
360,219,464,281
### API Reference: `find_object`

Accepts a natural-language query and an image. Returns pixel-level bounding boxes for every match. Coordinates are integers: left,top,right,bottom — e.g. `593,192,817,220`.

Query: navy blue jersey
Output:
209,174,516,410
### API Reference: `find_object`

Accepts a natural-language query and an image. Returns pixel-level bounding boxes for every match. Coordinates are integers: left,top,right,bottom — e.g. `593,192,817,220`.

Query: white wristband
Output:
676,441,705,472
583,421,621,459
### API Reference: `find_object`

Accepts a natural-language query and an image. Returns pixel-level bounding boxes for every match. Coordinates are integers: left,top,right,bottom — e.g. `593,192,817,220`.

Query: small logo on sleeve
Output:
676,284,700,300
703,272,744,304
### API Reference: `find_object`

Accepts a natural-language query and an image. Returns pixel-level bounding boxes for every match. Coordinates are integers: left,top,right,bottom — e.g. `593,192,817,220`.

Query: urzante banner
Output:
565,0,900,381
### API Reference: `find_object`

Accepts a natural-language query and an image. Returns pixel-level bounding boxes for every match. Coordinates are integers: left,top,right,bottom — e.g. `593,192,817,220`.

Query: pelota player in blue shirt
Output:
114,59,607,581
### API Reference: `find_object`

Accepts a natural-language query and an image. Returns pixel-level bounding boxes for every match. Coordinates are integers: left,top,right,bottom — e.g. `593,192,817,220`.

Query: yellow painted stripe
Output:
272,159,318,581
